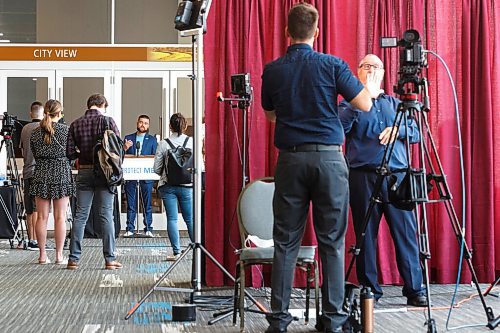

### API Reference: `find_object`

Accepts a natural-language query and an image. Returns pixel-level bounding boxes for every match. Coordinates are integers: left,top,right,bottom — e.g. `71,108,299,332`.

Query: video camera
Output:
1,112,17,137
380,29,427,95
231,73,252,98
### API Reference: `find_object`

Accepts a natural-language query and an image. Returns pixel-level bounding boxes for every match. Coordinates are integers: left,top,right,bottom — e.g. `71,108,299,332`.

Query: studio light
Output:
174,0,206,32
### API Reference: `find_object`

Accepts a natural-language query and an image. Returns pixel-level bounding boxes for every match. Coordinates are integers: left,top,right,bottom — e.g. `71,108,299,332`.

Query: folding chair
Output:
233,177,319,331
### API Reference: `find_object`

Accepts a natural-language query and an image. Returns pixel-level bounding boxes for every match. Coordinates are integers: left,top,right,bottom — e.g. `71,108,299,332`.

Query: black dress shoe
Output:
407,295,428,307
265,326,287,333
315,322,345,333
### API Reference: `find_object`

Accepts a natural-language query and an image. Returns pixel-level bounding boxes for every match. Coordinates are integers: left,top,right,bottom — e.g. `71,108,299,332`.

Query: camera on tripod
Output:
231,73,252,98
381,29,427,95
0,112,17,137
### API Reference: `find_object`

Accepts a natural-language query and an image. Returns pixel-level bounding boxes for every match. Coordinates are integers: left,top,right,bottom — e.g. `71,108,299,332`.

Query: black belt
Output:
281,144,342,153
78,164,94,169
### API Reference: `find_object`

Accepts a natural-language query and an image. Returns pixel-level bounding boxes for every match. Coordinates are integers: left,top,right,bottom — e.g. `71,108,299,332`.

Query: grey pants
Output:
267,150,349,331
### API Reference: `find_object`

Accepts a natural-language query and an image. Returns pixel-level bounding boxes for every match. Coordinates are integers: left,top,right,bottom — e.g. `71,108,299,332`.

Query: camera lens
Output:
403,29,420,43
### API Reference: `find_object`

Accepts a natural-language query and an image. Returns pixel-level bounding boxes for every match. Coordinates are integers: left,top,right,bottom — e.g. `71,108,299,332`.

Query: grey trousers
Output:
267,150,349,331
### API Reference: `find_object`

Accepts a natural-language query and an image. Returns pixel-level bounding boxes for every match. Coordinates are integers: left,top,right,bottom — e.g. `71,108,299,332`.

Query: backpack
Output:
165,137,193,185
94,116,125,192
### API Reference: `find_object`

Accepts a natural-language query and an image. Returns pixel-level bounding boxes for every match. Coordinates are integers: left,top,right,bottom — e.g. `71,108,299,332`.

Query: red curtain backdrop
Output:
203,0,500,286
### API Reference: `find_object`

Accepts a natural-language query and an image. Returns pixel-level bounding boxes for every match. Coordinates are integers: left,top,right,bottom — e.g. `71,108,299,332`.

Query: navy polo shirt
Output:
261,44,364,149
339,94,420,170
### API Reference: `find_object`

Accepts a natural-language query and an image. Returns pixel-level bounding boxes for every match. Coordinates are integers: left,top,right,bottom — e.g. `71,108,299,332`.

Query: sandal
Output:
55,258,68,265
38,258,51,265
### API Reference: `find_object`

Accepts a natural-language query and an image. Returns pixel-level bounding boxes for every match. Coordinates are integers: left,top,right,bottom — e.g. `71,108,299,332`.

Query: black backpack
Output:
165,137,193,185
94,116,125,192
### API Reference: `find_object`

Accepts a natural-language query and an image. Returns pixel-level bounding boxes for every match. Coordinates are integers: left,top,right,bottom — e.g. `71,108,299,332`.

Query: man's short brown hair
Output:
87,93,108,109
287,3,319,40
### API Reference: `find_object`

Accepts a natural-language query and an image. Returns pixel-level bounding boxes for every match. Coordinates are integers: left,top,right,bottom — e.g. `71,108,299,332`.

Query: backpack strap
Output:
182,136,190,148
165,138,176,150
103,116,111,131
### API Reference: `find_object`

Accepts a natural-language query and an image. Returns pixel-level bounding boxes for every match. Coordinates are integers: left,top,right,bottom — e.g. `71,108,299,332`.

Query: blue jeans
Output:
69,169,116,263
158,184,194,254
125,180,153,232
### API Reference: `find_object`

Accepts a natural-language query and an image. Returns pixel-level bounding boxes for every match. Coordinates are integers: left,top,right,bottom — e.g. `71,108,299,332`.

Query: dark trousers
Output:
268,150,349,331
349,168,425,299
125,180,153,232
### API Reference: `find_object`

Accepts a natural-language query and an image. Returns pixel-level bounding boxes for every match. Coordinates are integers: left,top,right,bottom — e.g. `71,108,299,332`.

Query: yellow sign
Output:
0,46,192,62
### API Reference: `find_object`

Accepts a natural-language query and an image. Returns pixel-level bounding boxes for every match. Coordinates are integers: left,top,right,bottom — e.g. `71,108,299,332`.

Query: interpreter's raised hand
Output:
365,70,384,98
379,126,399,145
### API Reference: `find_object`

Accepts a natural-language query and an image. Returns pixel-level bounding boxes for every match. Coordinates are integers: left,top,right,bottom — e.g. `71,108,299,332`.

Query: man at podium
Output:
123,115,158,237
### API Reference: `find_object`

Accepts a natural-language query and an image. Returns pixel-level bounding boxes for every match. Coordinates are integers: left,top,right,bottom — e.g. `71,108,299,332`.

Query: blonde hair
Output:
40,99,62,144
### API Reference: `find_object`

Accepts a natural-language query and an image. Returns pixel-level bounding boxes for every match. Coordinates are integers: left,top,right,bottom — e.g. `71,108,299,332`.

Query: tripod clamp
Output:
216,92,252,110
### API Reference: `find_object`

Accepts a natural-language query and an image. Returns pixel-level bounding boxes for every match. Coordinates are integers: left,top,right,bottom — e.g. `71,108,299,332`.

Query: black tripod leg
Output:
345,171,386,280
208,307,234,325
197,243,267,312
484,276,500,297
124,243,195,319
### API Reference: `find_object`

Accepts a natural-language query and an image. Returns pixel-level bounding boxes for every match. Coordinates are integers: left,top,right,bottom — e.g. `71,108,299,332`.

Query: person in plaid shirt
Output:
66,93,123,270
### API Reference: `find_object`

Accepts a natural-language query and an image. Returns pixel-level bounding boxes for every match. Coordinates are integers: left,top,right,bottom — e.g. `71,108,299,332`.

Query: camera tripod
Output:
0,132,26,248
345,80,499,332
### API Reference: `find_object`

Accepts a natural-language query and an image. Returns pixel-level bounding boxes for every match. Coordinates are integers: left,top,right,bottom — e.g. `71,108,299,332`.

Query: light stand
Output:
215,92,252,189
125,0,266,320
205,92,254,325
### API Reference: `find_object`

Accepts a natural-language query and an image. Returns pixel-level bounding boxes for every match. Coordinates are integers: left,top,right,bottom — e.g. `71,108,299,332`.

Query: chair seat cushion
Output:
240,245,316,262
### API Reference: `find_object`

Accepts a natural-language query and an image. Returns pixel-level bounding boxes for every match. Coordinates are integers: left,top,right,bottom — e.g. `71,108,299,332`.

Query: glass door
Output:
113,71,169,139
0,70,56,156
114,71,169,218
55,70,112,127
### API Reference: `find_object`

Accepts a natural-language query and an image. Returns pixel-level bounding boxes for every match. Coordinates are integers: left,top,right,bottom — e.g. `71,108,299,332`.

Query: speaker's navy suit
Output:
124,133,157,232
339,94,426,301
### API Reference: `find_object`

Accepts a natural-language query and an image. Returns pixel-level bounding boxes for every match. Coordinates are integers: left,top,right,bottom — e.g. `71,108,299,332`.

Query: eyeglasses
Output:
359,63,383,70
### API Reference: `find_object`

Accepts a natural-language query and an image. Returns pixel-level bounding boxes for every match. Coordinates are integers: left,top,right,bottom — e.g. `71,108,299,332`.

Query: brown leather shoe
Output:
66,260,79,270
105,260,123,270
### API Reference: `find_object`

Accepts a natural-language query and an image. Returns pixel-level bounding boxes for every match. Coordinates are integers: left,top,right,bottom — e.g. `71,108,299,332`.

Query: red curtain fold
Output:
204,0,499,286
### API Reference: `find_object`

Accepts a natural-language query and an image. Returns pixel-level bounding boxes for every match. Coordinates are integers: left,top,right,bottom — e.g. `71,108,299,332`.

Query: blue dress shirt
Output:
339,94,420,170
261,43,364,149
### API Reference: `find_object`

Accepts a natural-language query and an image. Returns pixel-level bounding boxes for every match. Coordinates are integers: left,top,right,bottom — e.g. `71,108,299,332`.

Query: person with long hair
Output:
154,113,194,260
30,99,75,265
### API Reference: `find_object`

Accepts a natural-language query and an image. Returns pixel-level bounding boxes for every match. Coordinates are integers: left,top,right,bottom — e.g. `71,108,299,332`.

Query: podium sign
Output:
122,156,160,181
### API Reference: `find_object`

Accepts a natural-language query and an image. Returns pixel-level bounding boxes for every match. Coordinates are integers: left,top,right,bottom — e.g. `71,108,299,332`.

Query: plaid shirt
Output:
67,109,120,165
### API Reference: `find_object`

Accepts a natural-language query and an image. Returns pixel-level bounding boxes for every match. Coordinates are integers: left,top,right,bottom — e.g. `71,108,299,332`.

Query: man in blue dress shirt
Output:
261,4,380,332
339,54,427,307
123,115,158,237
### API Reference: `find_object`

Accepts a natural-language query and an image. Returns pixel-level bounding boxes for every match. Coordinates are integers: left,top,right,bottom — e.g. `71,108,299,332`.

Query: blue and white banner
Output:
122,156,160,181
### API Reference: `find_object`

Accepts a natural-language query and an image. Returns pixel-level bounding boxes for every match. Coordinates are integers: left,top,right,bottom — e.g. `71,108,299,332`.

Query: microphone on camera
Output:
135,141,140,157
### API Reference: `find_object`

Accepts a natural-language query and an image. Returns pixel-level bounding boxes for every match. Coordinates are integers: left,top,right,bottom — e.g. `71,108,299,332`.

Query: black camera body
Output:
1,112,17,137
231,73,252,97
381,29,427,95
174,0,206,31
